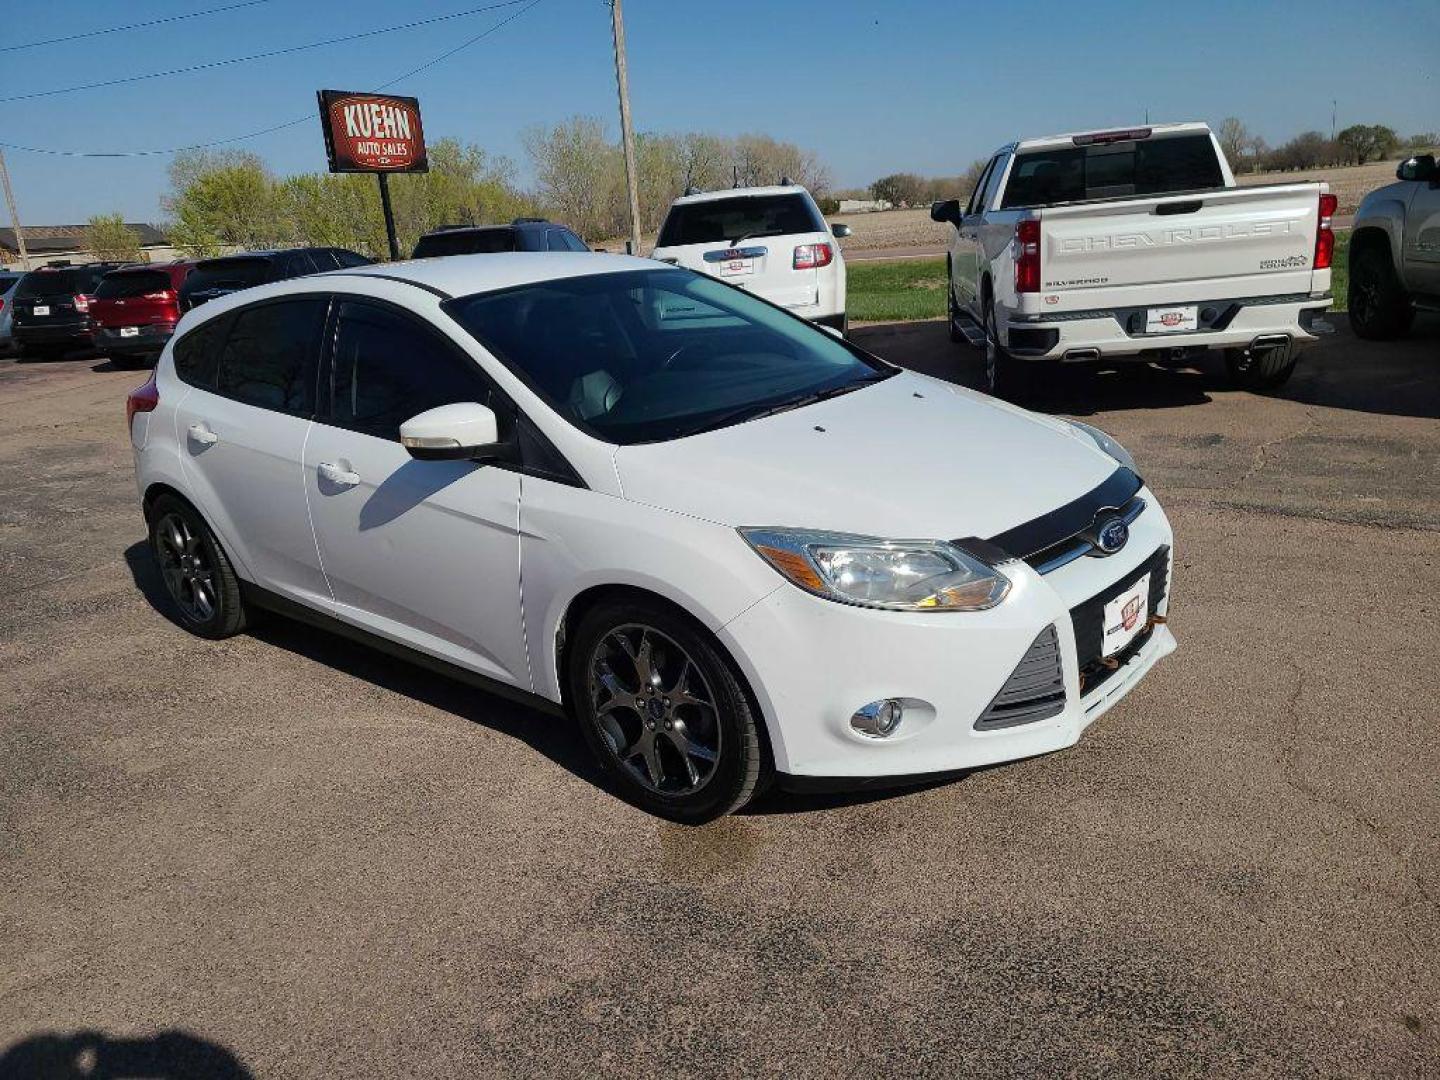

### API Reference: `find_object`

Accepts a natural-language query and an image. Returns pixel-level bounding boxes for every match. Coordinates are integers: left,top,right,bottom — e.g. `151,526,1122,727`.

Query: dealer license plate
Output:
32,305,50,317
1102,573,1150,657
717,257,754,277
1145,305,1197,334
120,326,139,337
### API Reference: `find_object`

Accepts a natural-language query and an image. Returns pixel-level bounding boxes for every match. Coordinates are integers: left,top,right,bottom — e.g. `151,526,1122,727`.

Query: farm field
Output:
848,234,1350,324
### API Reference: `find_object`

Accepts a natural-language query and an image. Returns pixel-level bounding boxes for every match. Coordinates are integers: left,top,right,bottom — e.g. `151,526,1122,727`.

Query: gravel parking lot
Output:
2,319,1437,1078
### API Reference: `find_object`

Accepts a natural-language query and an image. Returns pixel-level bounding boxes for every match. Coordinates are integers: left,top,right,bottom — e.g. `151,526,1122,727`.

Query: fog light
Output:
851,698,904,739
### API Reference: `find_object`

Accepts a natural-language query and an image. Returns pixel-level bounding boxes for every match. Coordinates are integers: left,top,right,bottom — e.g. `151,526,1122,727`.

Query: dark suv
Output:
411,218,589,259
10,262,128,356
179,247,371,310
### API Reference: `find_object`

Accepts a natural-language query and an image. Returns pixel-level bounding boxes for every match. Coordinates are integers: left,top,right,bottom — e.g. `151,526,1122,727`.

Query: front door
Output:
303,297,529,687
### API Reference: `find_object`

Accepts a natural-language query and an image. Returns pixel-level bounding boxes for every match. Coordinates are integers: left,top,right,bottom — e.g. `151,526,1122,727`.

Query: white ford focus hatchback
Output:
128,253,1176,821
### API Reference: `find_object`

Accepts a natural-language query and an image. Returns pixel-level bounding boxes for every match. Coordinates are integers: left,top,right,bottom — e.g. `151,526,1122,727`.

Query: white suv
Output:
651,184,850,334
128,253,1175,821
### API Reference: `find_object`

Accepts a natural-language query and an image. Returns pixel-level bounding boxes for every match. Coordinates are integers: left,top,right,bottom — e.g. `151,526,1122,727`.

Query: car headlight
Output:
739,528,1011,612
1066,419,1137,472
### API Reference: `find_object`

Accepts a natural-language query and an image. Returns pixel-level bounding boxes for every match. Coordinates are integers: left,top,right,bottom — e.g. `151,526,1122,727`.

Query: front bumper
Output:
1003,295,1332,361
94,324,175,356
718,489,1176,778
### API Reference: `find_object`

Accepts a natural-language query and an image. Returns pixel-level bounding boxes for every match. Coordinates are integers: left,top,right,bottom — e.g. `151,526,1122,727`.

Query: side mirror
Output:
400,401,503,462
830,222,853,238
1398,154,1437,182
930,199,962,226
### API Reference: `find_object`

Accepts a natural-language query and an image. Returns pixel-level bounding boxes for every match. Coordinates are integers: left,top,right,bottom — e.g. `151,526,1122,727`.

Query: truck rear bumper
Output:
1004,294,1332,361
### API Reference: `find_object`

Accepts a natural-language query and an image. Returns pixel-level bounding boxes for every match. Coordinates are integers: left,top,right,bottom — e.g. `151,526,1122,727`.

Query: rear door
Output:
172,296,330,605
653,193,829,313
92,269,176,327
954,155,1001,313
303,297,528,686
1404,179,1440,294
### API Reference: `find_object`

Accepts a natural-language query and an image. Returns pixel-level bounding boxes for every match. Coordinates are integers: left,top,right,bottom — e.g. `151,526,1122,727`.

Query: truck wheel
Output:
1225,341,1299,392
1348,241,1413,341
984,299,1032,401
946,261,964,343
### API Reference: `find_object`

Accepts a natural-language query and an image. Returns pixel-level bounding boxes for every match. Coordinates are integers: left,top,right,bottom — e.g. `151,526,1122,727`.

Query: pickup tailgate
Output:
1039,183,1323,307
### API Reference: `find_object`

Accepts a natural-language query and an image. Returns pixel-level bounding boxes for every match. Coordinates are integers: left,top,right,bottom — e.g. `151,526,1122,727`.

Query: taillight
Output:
74,294,91,313
1014,220,1041,294
126,369,159,429
142,290,177,302
793,242,833,270
1314,192,1337,270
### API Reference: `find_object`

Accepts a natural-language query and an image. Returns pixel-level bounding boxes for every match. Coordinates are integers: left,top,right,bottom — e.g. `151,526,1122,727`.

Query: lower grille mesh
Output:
974,625,1066,731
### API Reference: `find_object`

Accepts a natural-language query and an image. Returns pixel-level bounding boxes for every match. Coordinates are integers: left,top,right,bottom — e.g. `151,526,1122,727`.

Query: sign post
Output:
317,90,429,261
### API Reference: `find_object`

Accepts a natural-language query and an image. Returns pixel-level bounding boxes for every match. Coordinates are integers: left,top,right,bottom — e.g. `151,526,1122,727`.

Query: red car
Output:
90,261,196,368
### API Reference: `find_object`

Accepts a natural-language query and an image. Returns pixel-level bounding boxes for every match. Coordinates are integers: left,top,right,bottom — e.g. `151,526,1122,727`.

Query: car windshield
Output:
444,268,893,445
657,194,824,247
1001,133,1225,207
186,258,274,292
95,270,172,299
413,229,517,258
15,268,103,298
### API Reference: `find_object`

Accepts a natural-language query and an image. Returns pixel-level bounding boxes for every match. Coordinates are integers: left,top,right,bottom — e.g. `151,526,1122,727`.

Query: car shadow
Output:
122,541,604,795
850,312,1440,421
0,1029,251,1080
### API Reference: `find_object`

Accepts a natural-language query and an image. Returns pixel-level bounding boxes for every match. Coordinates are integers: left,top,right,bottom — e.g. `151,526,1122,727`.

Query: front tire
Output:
568,599,766,823
1348,240,1413,341
147,494,248,639
1224,341,1300,392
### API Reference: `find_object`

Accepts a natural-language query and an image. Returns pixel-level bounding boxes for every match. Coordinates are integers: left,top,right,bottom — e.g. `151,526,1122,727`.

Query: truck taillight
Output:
1014,220,1041,294
126,369,160,429
1314,192,1337,270
794,242,833,270
73,293,91,313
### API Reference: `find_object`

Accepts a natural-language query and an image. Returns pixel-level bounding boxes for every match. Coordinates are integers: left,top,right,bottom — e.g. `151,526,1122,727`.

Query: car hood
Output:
612,370,1119,540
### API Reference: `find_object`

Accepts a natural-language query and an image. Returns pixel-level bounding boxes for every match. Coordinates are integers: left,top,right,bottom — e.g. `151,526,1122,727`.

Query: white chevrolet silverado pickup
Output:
931,122,1336,397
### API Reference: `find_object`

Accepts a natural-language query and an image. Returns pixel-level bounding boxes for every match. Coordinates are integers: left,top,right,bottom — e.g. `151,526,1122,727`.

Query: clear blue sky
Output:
3,0,1436,225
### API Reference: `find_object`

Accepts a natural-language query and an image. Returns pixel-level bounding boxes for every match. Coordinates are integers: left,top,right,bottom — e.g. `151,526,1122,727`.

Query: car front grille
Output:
1071,545,1170,696
974,624,1066,731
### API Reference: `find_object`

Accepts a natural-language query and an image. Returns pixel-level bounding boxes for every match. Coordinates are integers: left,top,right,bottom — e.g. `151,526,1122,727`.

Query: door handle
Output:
317,461,360,487
187,423,218,446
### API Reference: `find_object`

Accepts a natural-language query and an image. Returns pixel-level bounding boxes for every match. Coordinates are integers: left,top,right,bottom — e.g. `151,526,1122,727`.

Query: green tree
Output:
162,150,280,256
86,213,144,263
1336,124,1399,165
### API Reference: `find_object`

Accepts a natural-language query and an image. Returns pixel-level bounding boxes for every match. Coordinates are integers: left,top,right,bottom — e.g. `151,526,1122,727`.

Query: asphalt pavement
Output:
1,316,1437,1078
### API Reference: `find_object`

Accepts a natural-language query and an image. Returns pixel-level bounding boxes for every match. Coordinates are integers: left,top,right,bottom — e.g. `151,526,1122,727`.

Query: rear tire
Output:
567,598,767,823
1348,240,1413,340
147,494,248,639
983,296,1033,401
1225,341,1300,391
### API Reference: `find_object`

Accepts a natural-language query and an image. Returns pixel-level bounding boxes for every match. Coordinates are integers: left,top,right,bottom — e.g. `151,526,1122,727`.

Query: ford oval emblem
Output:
1096,518,1129,554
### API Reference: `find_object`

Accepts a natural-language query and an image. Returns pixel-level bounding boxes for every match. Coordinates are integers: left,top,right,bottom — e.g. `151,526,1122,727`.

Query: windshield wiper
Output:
725,229,783,246
672,372,894,439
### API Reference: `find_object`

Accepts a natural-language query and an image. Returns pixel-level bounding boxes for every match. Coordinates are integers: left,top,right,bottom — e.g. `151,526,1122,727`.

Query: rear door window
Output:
656,194,825,247
95,270,172,299
15,269,91,299
1002,133,1225,207
186,258,276,293
412,229,517,258
333,249,372,268
214,298,327,415
328,300,494,441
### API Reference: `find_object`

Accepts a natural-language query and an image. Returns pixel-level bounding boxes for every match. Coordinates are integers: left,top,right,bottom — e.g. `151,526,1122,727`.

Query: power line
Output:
0,1,527,105
1,0,277,53
0,0,545,159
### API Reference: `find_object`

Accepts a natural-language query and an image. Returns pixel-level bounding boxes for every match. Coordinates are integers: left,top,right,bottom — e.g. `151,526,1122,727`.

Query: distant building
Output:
837,199,893,214
0,223,182,269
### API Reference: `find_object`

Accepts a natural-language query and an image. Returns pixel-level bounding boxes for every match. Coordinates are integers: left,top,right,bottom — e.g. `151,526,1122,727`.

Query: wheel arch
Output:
553,582,778,768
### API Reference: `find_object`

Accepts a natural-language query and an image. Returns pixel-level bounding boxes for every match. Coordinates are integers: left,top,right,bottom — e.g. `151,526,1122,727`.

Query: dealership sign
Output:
317,90,428,173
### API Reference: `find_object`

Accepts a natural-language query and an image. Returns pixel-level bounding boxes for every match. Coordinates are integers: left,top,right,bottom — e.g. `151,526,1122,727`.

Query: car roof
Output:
317,252,652,298
1010,121,1211,153
669,184,811,206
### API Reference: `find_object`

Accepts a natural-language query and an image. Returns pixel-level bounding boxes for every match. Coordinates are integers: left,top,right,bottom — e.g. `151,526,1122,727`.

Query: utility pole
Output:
1331,99,1337,141
609,0,642,255
0,150,31,270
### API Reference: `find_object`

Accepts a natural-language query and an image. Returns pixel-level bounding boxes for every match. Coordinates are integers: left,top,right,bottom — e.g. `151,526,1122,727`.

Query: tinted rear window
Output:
1001,133,1225,208
657,194,825,247
186,258,275,293
95,270,172,299
413,229,517,258
16,268,104,298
